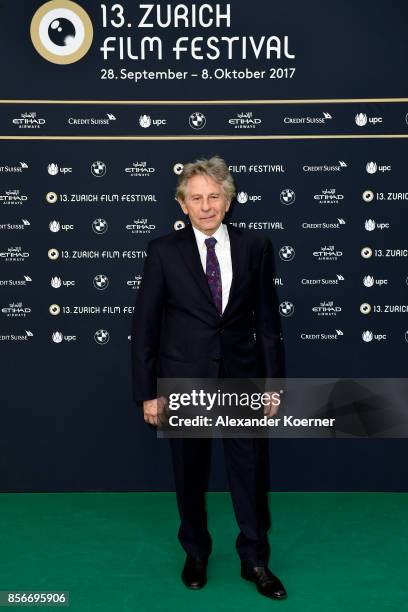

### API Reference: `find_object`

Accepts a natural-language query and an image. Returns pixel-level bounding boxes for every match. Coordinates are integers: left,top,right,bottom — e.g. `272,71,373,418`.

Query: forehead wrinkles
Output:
186,178,224,198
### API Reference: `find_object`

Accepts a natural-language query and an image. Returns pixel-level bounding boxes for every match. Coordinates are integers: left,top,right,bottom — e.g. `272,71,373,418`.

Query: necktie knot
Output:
205,236,217,250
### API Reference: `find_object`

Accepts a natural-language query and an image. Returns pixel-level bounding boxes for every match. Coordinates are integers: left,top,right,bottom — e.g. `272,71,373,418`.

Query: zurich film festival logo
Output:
30,0,93,64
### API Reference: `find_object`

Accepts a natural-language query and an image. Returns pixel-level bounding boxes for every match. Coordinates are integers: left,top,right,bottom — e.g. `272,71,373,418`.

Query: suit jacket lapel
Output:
176,222,213,305
222,223,244,318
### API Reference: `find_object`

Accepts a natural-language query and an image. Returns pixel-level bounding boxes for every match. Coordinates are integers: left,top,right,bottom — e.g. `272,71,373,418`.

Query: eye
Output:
31,1,93,64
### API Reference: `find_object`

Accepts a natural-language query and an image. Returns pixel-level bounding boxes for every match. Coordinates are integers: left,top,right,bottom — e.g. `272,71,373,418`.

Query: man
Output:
130,156,287,600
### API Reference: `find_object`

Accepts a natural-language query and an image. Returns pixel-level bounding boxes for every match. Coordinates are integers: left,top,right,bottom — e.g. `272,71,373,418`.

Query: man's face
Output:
178,173,231,236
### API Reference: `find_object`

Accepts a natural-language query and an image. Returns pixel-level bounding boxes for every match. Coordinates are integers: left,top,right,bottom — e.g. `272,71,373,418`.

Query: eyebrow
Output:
190,191,221,197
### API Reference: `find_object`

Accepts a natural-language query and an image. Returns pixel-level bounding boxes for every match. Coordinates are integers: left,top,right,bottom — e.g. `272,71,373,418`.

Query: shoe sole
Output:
182,580,207,590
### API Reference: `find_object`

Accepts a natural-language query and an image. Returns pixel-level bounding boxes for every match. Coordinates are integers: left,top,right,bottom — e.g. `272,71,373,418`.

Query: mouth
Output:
200,215,216,220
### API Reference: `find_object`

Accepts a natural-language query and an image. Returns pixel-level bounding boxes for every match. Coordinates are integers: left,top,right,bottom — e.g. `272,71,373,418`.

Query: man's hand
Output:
263,391,282,418
143,396,168,426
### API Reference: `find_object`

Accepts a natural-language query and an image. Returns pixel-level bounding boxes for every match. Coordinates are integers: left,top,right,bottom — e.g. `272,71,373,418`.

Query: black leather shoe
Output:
241,564,287,599
181,555,208,589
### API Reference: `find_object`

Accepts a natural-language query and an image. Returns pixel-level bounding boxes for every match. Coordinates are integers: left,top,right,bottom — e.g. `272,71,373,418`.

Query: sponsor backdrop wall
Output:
1,0,408,491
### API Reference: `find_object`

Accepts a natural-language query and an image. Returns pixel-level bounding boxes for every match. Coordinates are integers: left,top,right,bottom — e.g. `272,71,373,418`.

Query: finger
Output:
268,405,279,418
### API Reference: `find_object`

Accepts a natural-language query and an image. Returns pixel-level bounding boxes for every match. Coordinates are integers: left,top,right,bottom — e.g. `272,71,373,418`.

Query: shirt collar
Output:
191,222,228,249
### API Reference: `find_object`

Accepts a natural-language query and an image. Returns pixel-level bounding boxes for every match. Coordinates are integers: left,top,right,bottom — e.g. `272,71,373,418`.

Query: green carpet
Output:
0,492,406,611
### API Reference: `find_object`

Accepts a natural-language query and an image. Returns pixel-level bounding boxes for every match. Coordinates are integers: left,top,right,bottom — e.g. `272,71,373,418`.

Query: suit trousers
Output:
168,358,271,566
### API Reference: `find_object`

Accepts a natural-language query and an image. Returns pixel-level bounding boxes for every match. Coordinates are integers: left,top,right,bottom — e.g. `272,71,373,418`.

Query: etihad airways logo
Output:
1,302,31,318
313,188,344,204
0,246,30,262
0,189,28,205
124,162,156,177
126,218,156,234
228,111,262,129
12,111,46,129
312,245,343,261
312,301,342,316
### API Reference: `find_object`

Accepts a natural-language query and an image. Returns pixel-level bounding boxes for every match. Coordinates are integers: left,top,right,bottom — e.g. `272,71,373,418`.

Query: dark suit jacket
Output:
130,221,283,404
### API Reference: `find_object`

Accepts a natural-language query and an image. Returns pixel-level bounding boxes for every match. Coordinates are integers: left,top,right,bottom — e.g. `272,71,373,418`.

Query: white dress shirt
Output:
191,222,233,314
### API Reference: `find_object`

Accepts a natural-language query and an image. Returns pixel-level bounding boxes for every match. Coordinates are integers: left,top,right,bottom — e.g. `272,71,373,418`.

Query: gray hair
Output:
176,155,236,202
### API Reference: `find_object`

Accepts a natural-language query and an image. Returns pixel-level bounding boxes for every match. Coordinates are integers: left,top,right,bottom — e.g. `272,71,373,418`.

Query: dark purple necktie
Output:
204,236,222,315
